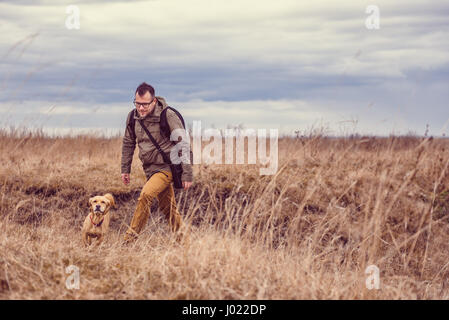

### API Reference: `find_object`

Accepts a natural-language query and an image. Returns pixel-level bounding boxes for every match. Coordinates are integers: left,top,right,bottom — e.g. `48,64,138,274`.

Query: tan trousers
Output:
124,170,182,241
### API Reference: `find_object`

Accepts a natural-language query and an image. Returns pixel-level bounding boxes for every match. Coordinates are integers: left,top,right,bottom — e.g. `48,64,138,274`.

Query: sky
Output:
0,0,448,136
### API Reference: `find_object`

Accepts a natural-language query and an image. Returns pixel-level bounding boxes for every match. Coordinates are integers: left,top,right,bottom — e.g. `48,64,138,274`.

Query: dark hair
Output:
135,82,155,97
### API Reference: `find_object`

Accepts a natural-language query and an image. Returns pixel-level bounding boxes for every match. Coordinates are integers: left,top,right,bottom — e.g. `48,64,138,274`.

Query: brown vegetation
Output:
0,128,449,299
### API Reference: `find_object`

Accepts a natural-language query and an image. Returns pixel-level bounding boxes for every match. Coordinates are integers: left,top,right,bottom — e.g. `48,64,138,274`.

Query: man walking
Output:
121,82,192,242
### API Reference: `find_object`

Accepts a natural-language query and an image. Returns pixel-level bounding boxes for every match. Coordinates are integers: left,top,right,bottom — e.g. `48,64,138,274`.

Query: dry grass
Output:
1,127,449,299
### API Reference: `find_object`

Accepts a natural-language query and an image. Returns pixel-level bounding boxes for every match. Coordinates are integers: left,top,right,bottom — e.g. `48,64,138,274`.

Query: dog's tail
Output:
104,193,116,208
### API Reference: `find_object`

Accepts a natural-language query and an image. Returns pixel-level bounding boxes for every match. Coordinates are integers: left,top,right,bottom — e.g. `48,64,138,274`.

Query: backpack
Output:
126,106,186,142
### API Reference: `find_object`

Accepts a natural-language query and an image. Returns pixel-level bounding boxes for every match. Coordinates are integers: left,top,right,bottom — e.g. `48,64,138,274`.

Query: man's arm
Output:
121,112,137,176
166,109,193,183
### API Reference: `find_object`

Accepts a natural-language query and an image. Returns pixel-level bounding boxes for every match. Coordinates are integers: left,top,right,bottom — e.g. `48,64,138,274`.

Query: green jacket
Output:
121,96,193,182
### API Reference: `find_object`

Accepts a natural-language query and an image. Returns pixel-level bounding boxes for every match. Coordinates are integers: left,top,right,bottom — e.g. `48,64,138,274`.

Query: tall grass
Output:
0,129,448,299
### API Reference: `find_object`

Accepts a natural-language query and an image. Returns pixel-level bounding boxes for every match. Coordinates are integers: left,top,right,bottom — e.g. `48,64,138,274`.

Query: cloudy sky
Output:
0,0,448,136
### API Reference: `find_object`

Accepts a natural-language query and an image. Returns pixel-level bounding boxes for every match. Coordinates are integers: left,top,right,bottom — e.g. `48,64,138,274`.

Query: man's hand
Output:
121,173,130,185
183,181,192,190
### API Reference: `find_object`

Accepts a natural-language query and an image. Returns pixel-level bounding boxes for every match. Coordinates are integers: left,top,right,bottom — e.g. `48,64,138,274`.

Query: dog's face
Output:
89,195,112,216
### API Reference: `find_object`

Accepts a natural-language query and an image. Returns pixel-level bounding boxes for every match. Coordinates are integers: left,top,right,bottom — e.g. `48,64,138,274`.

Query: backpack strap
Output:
138,119,172,165
160,106,193,165
126,109,136,141
139,119,185,189
127,106,185,141
160,106,186,138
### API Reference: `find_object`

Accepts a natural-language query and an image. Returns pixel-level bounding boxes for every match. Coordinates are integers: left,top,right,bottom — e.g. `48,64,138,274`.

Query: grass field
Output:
0,128,448,299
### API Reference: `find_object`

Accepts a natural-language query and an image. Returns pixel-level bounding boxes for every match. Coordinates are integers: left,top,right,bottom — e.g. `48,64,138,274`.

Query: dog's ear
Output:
104,193,115,209
88,197,94,208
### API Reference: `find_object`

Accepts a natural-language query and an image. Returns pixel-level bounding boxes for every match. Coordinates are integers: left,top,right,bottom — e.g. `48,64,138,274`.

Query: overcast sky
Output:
0,0,448,136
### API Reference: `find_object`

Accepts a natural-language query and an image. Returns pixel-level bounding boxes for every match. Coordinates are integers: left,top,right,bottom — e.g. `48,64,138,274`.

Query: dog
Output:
82,193,115,246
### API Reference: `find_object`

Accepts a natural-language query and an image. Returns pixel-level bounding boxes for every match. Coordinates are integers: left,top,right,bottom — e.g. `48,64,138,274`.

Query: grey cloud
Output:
0,0,149,5
0,0,448,136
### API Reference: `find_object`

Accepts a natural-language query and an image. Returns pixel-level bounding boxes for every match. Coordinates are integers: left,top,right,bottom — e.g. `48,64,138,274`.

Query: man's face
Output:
134,91,156,118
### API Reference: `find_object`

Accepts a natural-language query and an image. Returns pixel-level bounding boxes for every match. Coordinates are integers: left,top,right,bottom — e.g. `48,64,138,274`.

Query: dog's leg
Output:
96,234,104,246
82,231,89,246
87,234,93,246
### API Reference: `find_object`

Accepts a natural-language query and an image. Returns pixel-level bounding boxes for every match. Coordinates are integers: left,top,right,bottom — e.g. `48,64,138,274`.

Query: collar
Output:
90,214,104,227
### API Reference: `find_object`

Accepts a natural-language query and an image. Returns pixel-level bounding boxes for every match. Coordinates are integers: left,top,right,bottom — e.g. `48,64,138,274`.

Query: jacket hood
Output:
155,96,168,109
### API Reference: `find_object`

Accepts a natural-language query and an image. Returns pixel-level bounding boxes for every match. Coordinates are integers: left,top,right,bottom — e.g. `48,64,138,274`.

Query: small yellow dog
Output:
82,193,115,246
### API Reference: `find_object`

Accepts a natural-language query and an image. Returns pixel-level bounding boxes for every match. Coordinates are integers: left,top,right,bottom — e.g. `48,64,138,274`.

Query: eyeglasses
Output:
133,99,154,108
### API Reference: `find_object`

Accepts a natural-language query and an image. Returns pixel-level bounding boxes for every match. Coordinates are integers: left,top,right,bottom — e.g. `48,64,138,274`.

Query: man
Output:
121,82,192,242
